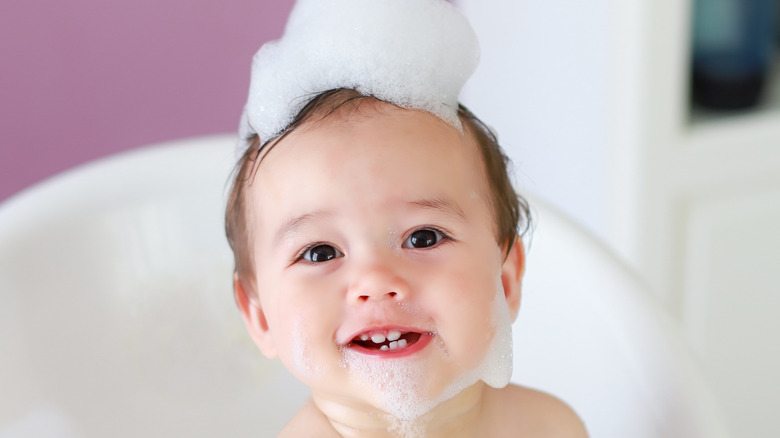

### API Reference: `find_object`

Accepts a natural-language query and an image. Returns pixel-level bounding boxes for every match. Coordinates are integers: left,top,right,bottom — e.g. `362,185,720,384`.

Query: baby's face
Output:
239,102,519,418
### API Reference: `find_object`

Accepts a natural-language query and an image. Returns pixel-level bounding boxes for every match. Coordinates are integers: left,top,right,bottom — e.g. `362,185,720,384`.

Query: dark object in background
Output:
692,0,778,110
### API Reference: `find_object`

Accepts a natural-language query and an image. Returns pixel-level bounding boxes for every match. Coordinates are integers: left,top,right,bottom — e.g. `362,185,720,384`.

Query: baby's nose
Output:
348,262,409,303
358,290,398,302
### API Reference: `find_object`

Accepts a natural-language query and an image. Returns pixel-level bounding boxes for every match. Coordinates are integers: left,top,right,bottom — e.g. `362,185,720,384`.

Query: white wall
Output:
458,0,642,264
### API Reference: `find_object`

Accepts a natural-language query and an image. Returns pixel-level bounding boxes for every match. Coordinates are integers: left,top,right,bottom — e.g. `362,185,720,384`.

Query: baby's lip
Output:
342,326,435,356
343,326,431,344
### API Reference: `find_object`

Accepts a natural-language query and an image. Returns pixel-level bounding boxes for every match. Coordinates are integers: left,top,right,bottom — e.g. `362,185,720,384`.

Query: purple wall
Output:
0,0,295,202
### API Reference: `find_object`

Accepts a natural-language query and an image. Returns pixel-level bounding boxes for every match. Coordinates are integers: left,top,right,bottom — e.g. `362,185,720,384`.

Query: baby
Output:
225,1,587,437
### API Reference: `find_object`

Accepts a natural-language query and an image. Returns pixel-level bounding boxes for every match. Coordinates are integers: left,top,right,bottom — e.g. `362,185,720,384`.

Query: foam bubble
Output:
389,416,429,438
471,276,514,389
291,315,322,380
338,276,513,432
414,276,513,408
239,0,480,151
340,345,434,423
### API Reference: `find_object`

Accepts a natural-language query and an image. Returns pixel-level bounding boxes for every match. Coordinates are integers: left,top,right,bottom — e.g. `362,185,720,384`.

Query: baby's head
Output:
224,0,531,426
226,88,531,421
227,88,528,292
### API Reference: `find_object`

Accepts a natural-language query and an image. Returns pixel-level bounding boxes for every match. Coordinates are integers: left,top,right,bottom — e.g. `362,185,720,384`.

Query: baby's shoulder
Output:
484,384,588,437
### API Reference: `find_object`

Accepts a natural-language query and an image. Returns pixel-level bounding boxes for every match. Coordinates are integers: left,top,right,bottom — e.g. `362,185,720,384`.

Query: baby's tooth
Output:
371,333,386,344
360,334,369,341
397,339,407,348
389,341,398,350
387,330,401,341
380,345,389,351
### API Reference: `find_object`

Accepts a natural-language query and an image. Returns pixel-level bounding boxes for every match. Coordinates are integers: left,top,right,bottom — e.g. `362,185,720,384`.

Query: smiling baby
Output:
225,1,587,437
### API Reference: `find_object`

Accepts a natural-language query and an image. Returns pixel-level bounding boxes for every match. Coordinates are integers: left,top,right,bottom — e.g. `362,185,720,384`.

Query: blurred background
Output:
0,0,294,203
2,0,779,436
460,1,780,437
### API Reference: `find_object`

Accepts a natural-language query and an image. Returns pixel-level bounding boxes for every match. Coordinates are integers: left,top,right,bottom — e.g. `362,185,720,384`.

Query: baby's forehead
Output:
261,99,482,167
247,102,490,200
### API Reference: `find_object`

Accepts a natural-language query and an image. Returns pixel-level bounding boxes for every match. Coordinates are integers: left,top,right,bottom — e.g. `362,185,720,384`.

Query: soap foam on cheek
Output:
474,274,514,388
291,315,323,381
428,274,514,407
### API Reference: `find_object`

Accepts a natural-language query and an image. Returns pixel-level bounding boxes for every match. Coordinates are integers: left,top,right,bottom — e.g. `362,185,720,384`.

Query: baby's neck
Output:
311,382,489,438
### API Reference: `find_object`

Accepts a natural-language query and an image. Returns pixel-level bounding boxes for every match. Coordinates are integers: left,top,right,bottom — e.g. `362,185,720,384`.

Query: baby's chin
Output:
338,332,511,422
338,346,445,420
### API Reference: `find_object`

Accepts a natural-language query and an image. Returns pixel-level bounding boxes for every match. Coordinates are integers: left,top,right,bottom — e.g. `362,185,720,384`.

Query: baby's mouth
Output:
349,329,427,352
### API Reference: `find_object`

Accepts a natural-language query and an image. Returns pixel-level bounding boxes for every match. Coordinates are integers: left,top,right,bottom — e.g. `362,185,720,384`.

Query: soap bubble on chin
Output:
339,276,514,426
340,351,432,422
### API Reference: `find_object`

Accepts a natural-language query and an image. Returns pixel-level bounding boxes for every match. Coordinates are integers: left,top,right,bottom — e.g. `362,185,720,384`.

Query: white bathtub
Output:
0,135,730,437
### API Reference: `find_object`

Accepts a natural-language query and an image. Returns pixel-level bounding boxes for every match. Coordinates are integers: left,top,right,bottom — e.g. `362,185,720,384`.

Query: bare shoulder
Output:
277,398,340,438
483,384,589,437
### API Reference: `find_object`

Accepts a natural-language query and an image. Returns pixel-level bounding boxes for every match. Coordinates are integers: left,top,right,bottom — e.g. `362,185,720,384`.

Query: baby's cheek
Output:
452,314,496,370
285,315,321,381
447,276,503,367
272,301,328,383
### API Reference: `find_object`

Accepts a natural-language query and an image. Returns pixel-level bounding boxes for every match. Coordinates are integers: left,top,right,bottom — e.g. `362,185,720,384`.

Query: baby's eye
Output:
301,244,343,263
403,228,447,249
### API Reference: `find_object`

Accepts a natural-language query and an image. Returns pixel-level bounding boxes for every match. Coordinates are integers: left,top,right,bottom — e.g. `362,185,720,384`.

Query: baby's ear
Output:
234,273,278,358
500,238,525,321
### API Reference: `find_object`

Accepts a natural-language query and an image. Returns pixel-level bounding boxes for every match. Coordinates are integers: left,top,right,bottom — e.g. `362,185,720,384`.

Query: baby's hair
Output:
225,88,531,294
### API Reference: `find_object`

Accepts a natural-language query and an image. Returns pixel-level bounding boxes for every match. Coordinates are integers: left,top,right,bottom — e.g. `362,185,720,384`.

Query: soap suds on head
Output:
239,0,480,151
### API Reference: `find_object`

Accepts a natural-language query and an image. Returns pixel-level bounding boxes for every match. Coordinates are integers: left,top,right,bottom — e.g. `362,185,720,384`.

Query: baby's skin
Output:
235,100,588,437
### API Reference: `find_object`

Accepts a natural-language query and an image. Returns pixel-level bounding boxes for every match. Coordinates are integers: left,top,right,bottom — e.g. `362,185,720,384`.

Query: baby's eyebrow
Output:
407,197,466,221
273,210,333,248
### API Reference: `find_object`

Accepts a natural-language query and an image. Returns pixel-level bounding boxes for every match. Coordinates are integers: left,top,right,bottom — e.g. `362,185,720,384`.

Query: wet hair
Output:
225,88,531,293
